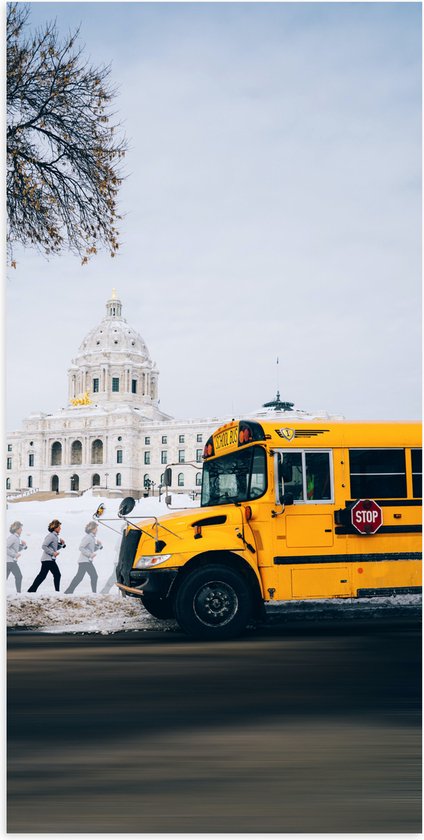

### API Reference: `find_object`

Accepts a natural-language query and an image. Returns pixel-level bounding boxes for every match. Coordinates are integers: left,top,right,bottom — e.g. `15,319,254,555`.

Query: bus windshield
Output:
201,445,267,507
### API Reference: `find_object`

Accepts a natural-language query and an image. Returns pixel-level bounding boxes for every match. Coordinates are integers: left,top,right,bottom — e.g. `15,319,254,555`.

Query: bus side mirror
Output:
281,492,294,506
118,497,136,517
163,468,172,487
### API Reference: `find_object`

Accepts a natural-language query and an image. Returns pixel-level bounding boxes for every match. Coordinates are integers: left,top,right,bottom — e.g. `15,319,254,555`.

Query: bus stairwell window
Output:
305,453,331,500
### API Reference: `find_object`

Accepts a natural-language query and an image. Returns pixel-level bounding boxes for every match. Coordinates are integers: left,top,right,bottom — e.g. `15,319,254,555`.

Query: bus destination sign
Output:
213,425,239,453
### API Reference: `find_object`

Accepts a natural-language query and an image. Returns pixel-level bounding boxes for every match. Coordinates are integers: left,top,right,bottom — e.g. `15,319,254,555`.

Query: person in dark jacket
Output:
6,521,27,593
65,522,103,594
28,520,64,592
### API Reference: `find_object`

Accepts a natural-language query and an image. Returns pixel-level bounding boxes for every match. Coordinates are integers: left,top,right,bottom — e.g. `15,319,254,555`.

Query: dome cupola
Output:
106,288,122,318
67,292,159,412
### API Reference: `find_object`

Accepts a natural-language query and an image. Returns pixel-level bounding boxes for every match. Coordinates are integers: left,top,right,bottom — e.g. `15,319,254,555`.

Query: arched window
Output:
178,473,184,487
51,475,59,492
71,440,82,465
196,472,202,486
116,473,121,487
6,478,11,490
91,439,103,464
51,441,62,466
28,476,33,488
92,474,100,487
70,474,79,491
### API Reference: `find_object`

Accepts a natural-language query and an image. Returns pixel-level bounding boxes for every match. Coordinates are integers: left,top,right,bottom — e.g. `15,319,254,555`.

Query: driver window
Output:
277,451,332,503
278,453,303,500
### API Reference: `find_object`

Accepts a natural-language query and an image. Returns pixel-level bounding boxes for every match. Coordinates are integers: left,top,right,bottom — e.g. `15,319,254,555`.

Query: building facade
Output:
6,292,340,500
6,293,229,499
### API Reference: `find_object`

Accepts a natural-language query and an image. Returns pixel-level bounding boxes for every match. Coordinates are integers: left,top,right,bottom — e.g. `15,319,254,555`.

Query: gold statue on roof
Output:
71,391,92,406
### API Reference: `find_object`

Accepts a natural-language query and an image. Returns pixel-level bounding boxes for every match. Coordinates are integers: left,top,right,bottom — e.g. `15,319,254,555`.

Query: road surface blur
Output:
8,615,421,832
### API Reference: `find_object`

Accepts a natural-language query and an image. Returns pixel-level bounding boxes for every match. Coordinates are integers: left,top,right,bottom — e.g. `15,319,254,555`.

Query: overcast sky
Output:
6,2,422,431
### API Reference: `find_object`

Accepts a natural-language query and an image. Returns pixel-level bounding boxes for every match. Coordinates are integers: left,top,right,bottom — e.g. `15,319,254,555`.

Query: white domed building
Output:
6,292,224,499
68,291,160,414
6,291,340,500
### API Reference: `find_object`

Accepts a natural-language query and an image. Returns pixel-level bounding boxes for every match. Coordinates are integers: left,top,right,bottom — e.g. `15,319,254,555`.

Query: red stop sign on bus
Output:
351,499,383,535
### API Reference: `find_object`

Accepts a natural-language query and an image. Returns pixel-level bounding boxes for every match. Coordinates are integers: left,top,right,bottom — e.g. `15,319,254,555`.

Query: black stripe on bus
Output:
346,499,422,507
273,552,422,565
335,525,422,535
357,586,422,597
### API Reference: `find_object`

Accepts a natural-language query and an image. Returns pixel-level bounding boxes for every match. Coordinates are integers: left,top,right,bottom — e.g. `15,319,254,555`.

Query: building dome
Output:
77,291,150,360
67,291,160,411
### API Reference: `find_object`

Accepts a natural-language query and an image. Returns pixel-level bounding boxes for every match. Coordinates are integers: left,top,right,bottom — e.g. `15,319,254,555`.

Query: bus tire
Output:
174,564,252,640
141,595,175,620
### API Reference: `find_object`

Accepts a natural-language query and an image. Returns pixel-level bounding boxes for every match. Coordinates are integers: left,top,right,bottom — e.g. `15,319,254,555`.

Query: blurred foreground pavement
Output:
7,614,421,833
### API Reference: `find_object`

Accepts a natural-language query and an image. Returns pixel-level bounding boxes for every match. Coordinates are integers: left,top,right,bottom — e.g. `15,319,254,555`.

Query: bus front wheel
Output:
175,564,252,640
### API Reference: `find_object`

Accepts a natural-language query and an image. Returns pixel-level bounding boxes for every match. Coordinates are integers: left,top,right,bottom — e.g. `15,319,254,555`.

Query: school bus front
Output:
116,418,421,639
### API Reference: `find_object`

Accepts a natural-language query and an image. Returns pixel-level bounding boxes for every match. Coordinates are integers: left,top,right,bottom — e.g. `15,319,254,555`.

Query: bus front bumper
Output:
116,568,178,599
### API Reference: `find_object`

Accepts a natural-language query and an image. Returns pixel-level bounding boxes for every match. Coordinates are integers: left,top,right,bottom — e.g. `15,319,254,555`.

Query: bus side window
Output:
305,452,331,500
349,449,407,498
278,453,303,501
412,449,422,498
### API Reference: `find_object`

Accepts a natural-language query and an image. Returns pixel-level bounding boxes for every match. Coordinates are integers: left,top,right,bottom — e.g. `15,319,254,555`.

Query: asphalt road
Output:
8,615,421,833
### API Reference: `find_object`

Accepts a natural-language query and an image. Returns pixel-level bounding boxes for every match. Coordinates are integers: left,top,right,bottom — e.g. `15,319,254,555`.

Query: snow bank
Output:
7,592,420,634
7,594,177,634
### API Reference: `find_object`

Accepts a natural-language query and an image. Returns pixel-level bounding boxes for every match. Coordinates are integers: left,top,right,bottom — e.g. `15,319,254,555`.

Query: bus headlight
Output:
135,554,171,569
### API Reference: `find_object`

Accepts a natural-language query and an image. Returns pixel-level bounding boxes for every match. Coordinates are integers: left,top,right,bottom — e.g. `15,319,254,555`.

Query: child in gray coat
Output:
65,522,103,594
7,521,27,593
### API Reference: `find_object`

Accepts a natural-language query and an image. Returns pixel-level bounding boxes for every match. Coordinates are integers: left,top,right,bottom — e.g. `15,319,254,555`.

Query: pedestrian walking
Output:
28,519,65,593
7,521,27,593
65,522,103,594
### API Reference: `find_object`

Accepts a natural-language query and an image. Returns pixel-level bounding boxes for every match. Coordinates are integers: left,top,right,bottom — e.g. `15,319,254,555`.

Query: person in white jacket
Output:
65,522,103,594
6,521,27,593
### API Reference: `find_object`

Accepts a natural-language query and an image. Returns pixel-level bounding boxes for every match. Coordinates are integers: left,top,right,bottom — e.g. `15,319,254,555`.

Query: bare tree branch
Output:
7,3,128,265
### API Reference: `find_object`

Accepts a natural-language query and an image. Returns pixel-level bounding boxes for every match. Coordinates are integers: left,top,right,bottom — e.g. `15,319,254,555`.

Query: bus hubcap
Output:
194,581,238,627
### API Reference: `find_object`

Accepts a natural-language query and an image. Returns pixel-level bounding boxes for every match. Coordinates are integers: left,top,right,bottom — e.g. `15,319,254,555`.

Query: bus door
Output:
272,449,350,599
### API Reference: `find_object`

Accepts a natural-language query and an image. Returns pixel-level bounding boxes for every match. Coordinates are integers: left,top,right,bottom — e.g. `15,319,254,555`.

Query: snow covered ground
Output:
6,491,421,634
6,491,194,633
7,594,176,634
6,591,421,635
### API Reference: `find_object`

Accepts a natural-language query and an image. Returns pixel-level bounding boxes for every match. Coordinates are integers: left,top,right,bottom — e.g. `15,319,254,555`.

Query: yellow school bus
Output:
115,418,422,639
